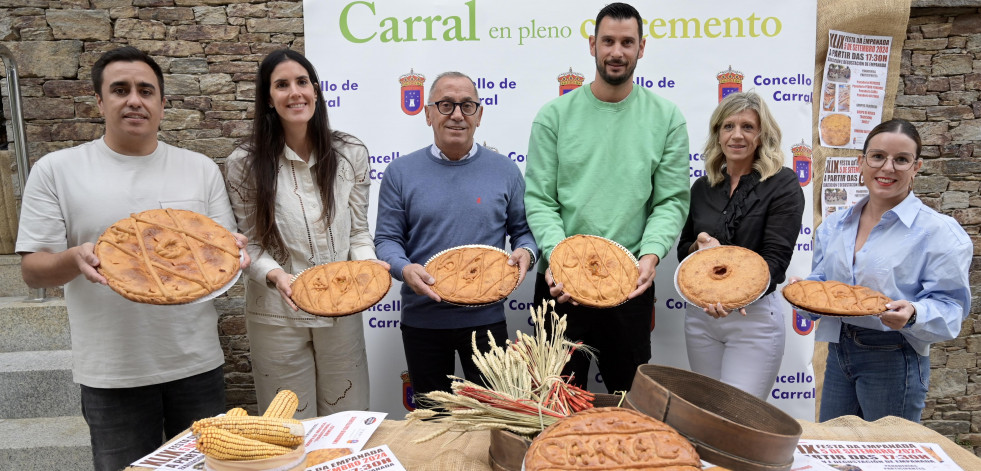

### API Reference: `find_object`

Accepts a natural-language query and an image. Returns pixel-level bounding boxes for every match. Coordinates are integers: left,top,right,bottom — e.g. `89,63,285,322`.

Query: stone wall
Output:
899,6,981,454
2,0,981,451
0,0,306,414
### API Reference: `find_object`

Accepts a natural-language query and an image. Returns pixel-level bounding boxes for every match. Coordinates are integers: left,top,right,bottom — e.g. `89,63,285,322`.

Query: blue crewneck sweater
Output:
374,144,538,329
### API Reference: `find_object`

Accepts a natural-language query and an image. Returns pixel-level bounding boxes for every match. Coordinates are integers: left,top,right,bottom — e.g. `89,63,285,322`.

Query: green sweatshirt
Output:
524,83,690,272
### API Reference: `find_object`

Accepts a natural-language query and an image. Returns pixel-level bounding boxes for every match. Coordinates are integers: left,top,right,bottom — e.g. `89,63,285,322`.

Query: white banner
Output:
304,0,817,420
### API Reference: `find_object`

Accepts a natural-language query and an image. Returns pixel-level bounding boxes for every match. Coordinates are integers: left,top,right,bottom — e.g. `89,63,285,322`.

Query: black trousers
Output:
400,321,509,398
534,272,655,393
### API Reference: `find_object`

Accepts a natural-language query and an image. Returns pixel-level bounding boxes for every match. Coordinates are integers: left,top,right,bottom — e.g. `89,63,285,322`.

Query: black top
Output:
677,167,805,296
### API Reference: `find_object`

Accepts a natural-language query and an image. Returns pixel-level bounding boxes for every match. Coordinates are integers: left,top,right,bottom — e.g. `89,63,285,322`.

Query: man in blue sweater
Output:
374,71,538,397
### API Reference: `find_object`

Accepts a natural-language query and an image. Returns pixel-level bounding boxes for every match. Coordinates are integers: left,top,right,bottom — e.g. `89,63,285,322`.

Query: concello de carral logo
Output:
716,65,743,102
401,371,416,411
557,67,584,96
792,139,812,187
399,69,425,116
792,309,814,335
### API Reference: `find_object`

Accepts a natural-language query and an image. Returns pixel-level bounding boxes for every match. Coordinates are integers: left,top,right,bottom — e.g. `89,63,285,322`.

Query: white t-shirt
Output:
16,138,235,388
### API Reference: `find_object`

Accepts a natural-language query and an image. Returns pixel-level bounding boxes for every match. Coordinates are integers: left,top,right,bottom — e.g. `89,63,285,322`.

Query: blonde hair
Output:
702,92,784,186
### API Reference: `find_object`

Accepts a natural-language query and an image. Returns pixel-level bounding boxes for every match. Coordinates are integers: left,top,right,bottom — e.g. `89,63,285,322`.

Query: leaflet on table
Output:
794,438,962,470
818,29,892,150
129,431,204,470
820,156,867,219
305,445,405,471
129,411,387,470
303,411,387,452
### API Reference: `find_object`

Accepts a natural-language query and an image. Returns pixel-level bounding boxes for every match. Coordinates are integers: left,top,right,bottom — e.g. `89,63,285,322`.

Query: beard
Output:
595,55,637,86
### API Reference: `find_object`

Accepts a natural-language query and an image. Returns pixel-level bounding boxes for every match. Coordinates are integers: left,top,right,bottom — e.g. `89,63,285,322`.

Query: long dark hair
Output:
244,49,353,251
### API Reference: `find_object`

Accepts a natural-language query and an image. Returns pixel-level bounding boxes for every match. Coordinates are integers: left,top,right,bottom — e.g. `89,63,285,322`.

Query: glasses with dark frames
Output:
427,100,480,116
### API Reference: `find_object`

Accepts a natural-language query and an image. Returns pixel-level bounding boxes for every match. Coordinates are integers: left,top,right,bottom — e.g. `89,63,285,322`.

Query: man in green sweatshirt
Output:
524,2,690,393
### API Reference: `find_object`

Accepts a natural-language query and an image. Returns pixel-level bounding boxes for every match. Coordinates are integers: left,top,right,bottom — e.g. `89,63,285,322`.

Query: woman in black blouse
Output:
677,92,805,399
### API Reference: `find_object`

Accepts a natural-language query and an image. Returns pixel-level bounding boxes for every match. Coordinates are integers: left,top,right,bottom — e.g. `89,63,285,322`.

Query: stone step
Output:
0,253,64,299
0,297,70,352
0,350,80,419
0,416,93,471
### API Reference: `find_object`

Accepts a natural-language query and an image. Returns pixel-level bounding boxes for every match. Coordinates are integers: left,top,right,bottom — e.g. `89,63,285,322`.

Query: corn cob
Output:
191,416,304,448
262,389,298,419
225,407,248,417
195,426,292,461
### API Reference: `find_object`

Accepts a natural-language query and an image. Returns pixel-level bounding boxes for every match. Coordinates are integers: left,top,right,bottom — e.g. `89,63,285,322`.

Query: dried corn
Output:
262,389,298,419
225,407,248,417
195,426,292,461
191,416,304,448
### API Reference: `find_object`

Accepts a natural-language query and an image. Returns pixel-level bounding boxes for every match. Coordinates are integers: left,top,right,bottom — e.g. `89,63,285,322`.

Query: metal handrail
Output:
1,45,46,303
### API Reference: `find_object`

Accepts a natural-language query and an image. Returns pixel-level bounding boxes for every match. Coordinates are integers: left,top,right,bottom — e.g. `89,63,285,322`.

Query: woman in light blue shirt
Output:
800,119,972,422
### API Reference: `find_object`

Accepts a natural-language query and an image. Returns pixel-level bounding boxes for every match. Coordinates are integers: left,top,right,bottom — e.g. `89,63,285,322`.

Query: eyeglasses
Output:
427,100,480,116
864,152,918,171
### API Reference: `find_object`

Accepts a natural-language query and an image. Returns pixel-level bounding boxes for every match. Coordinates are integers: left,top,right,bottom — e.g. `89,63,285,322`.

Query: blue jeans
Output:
820,324,929,423
80,366,226,471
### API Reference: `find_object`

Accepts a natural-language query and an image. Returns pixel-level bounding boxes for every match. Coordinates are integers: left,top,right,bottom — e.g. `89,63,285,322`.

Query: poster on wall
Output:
821,156,866,218
304,0,817,420
818,29,892,150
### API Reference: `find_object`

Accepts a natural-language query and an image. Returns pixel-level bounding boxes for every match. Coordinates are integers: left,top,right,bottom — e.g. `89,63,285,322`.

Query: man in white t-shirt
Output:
16,46,249,471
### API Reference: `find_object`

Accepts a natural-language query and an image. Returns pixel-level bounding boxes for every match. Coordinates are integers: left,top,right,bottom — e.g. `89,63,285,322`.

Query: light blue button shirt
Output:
807,192,973,356
430,142,478,161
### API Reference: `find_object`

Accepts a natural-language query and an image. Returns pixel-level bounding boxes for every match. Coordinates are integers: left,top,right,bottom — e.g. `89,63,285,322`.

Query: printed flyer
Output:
795,439,962,470
129,411,387,470
820,156,867,218
306,445,405,471
819,29,892,150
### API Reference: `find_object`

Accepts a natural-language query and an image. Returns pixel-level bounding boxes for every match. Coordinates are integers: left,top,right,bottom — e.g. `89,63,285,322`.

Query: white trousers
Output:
684,292,786,400
247,314,370,419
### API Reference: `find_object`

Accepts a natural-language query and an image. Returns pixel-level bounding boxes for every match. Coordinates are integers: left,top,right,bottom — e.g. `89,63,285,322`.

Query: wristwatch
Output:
905,307,917,327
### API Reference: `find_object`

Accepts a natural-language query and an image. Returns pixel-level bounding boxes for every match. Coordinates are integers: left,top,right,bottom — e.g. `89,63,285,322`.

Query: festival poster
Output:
303,0,818,419
819,29,892,149
821,156,867,219
794,439,961,471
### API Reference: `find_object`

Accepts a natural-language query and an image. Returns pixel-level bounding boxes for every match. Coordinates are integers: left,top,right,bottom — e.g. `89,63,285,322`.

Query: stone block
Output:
269,1,303,18
227,3,267,18
246,18,303,34
948,352,979,369
138,7,196,22
905,38,949,50
950,119,981,142
170,58,209,74
0,16,16,41
956,395,981,411
940,91,980,105
952,208,981,226
189,6,225,25
42,80,92,97
180,137,237,158
222,120,252,137
924,419,970,436
176,25,240,42
966,74,981,90
164,74,201,96
894,107,927,121
915,121,950,146
926,76,950,91
160,108,202,131
128,39,203,57
113,18,166,40
927,105,975,120
22,97,73,120
205,110,246,120
895,94,940,106
921,22,953,38
914,175,949,193
199,74,235,95
181,96,212,110
74,98,101,119
209,61,258,74
46,10,110,41
204,42,251,55
948,181,980,192
49,122,103,142
0,41,81,78
929,367,968,399
951,13,981,34
109,7,138,19
934,54,974,75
